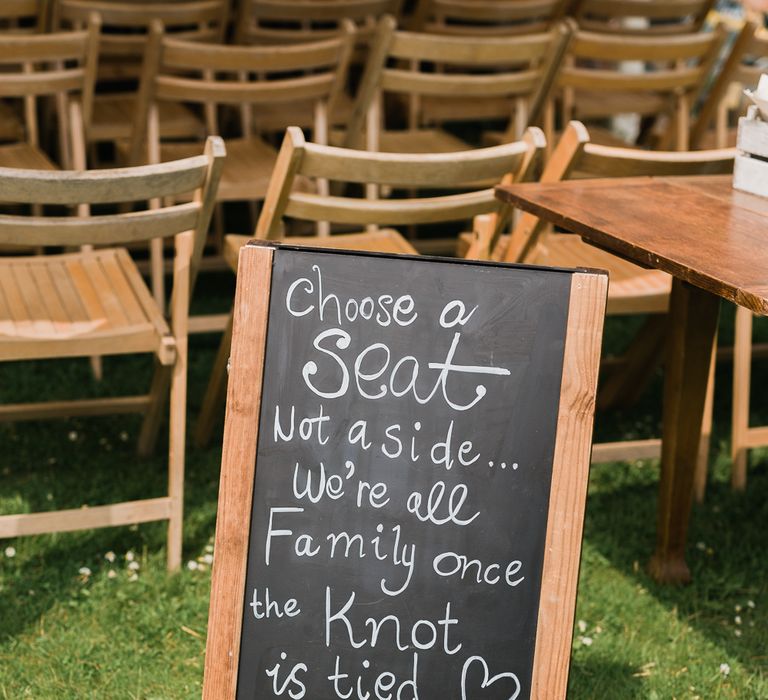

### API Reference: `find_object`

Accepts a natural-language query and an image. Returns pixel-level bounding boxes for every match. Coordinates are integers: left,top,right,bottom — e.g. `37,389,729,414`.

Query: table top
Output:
496,175,768,316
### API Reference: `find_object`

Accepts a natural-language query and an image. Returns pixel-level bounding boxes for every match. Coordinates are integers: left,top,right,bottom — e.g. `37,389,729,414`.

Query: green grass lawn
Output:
1,274,767,699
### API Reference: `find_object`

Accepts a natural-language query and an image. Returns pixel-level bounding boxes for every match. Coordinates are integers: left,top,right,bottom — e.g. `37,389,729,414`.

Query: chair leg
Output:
137,360,172,458
212,202,225,254
731,305,753,491
166,341,187,572
694,334,717,503
194,310,233,449
597,314,667,410
89,355,103,381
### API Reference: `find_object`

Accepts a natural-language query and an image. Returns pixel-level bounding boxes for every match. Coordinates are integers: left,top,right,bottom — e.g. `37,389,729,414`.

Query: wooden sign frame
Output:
202,241,608,700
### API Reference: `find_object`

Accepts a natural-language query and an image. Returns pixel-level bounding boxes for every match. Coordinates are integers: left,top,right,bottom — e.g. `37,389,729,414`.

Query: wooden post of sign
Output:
202,243,274,699
203,243,607,700
531,271,607,696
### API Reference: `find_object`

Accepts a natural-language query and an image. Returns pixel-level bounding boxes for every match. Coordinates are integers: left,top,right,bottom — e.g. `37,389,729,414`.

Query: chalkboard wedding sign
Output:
203,242,607,700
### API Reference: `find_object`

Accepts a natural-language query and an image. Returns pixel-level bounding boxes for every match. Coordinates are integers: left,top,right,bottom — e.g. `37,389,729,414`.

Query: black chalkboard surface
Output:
203,242,608,700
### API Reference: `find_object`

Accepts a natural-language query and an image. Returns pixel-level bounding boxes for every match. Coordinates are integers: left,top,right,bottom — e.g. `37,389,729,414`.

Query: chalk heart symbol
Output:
461,656,521,700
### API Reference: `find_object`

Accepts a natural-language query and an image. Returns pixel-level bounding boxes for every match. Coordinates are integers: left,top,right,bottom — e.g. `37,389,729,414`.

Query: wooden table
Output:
496,174,768,584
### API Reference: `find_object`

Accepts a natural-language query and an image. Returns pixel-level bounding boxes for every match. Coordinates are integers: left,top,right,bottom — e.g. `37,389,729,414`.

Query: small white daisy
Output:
4,546,16,558
125,551,135,562
107,570,117,579
104,551,116,563
78,566,92,577
579,636,593,647
187,560,199,571
68,430,78,442
128,561,140,571
719,663,730,676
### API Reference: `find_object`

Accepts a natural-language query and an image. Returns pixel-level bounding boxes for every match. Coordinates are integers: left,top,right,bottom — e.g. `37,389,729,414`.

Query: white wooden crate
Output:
734,105,768,198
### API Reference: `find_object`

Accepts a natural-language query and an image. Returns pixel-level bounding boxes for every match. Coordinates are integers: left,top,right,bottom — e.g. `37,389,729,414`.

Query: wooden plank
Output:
98,252,147,326
0,265,34,336
0,395,150,422
0,155,209,204
188,313,229,335
0,275,15,338
11,263,55,336
202,244,274,700
743,426,768,448
0,497,171,538
47,259,89,323
80,254,130,329
28,262,71,334
224,230,418,271
531,270,608,697
116,249,172,344
65,256,109,327
0,327,158,362
591,439,661,463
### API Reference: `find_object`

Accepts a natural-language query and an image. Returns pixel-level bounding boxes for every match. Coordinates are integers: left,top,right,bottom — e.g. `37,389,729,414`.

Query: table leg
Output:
649,279,720,584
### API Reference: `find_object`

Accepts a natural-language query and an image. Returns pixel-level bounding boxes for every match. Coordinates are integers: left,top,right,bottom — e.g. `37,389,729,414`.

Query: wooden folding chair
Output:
0,17,99,172
555,26,726,150
54,0,228,160
127,21,355,320
412,0,570,36
572,0,716,35
233,0,400,132
0,137,225,570
194,124,546,448
345,15,571,153
479,121,733,477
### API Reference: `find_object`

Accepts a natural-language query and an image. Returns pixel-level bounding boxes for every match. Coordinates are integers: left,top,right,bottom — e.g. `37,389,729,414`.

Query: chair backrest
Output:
256,125,545,237
345,15,571,148
0,135,225,292
725,25,768,92
128,21,355,165
501,120,734,262
0,17,100,166
688,19,758,149
235,0,401,45
558,26,726,149
55,0,228,84
572,0,716,35
0,0,50,32
413,0,569,36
